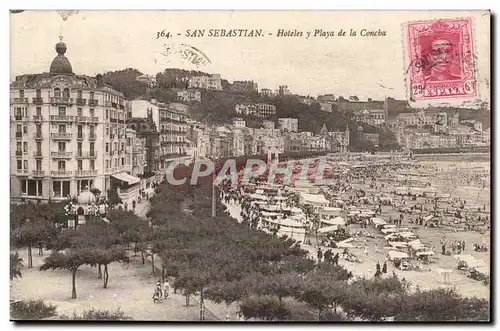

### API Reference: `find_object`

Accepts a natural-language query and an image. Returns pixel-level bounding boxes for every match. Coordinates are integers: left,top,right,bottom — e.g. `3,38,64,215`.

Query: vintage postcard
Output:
10,10,490,322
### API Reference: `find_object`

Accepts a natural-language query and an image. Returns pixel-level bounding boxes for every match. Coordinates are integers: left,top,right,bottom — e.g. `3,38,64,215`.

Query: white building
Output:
278,118,299,132
262,120,275,130
188,74,222,91
231,117,246,128
128,100,160,129
260,88,274,97
176,89,201,103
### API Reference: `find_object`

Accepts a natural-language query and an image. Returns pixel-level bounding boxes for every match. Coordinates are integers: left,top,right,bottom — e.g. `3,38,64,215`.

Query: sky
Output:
10,10,490,105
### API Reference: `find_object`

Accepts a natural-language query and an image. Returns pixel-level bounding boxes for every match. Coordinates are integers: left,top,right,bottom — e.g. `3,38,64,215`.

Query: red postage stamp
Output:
405,18,477,101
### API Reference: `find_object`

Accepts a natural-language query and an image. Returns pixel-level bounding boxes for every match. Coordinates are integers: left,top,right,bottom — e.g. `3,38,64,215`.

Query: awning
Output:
112,172,140,185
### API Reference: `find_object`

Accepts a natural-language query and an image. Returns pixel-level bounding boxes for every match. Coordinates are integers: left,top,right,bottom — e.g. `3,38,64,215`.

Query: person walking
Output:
163,279,170,299
317,248,323,263
376,261,381,273
382,261,388,273
333,252,339,266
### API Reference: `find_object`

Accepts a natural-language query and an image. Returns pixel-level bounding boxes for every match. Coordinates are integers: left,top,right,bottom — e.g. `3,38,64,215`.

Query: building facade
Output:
126,110,161,175
278,117,299,132
188,74,222,91
10,39,132,202
126,128,147,177
353,109,386,126
260,88,274,97
158,102,190,168
175,89,202,103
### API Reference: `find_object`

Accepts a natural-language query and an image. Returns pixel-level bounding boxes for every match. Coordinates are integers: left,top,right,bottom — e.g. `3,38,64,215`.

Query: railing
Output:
88,133,96,140
88,99,98,106
51,132,72,140
76,133,85,140
76,98,87,106
15,132,22,138
76,116,91,123
14,115,23,121
51,151,73,158
33,151,43,157
15,150,22,156
12,98,28,104
50,97,73,105
90,117,98,123
34,133,43,140
75,151,97,159
33,115,43,121
50,115,75,122
16,169,28,175
32,97,44,104
75,170,97,177
51,170,72,177
32,170,45,176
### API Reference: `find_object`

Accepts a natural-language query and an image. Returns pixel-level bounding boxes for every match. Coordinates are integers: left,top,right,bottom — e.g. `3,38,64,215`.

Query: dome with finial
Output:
50,37,73,75
77,191,96,205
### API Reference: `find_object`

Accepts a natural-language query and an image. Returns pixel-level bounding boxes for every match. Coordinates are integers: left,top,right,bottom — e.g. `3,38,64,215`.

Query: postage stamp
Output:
405,18,477,101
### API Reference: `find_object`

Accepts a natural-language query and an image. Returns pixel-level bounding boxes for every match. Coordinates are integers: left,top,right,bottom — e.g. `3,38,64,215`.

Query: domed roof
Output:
77,191,96,205
50,38,73,75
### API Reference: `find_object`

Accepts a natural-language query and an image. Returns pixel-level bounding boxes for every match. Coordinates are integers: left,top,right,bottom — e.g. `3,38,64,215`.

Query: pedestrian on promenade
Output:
382,261,387,273
163,279,170,299
376,261,381,273
317,248,323,263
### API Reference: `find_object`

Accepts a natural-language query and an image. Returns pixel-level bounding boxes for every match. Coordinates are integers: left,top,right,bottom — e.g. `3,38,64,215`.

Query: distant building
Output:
127,110,160,175
319,102,334,113
363,133,380,146
129,100,160,129
317,94,335,102
136,74,157,88
188,74,222,91
157,102,190,167
232,117,246,128
353,109,386,126
300,96,315,105
126,128,147,177
260,88,274,97
262,120,275,130
278,118,299,132
175,89,201,103
230,81,258,94
235,103,276,118
278,85,290,96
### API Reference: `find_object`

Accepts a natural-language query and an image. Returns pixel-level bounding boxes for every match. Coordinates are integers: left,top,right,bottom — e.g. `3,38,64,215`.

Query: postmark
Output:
404,18,477,101
161,43,211,68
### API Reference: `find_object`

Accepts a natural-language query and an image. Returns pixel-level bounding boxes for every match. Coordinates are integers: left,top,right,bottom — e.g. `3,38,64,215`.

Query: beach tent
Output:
423,215,434,222
371,217,387,228
250,193,267,200
320,206,342,216
416,250,435,256
321,216,345,226
318,225,340,234
453,254,488,268
387,250,409,261
336,238,354,248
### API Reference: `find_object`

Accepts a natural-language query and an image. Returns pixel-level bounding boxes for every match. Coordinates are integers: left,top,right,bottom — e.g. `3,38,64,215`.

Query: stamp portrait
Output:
405,18,477,100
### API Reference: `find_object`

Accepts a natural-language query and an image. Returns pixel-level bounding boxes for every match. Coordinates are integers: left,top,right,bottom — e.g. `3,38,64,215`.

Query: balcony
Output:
51,151,73,159
32,170,45,177
76,133,85,140
32,97,44,105
88,133,97,141
110,134,115,139
51,170,72,177
51,132,72,140
75,170,98,177
34,133,43,140
76,98,87,106
15,150,22,156
75,151,97,159
50,115,75,122
90,117,98,123
33,115,43,122
50,97,73,106
13,115,23,121
12,98,28,104
16,169,28,175
15,132,23,138
110,118,118,123
76,116,91,123
88,99,98,106
33,151,43,158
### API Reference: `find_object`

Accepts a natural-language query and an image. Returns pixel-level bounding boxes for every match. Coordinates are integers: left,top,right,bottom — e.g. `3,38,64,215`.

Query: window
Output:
23,160,28,169
90,126,95,136
16,142,21,152
77,160,82,171
114,143,117,151
77,90,82,99
36,141,41,152
90,142,95,155
58,142,66,152
77,142,82,155
77,108,82,116
36,160,41,171
16,124,21,133
58,161,66,171
121,158,125,166
58,107,66,116
105,160,109,169
23,126,27,134
90,160,95,170
36,124,41,136
77,125,83,138
23,142,27,152
54,88,61,98
36,107,42,116
63,88,70,98
106,128,109,136
105,143,109,153
90,108,95,117
36,89,41,98
90,92,94,100
106,110,109,119
19,90,24,98
17,160,22,170
58,124,66,133
63,181,70,196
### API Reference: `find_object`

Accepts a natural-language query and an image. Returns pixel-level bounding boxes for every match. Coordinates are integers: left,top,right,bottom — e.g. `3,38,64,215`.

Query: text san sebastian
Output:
185,29,263,37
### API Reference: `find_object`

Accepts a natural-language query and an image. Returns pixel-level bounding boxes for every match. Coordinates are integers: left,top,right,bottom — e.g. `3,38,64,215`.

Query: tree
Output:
10,252,23,280
61,308,132,320
39,249,91,299
297,276,347,320
86,248,129,288
239,295,291,321
12,219,57,268
107,186,122,207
